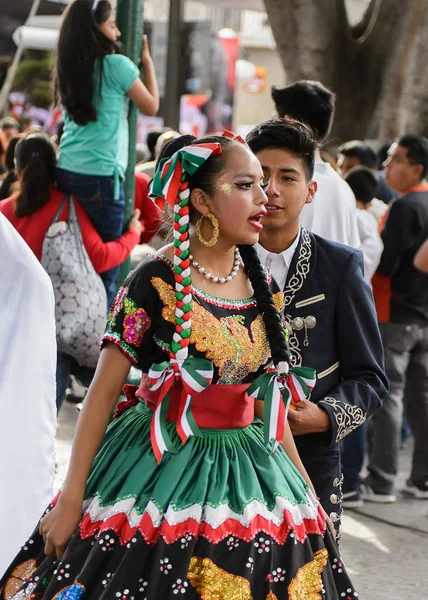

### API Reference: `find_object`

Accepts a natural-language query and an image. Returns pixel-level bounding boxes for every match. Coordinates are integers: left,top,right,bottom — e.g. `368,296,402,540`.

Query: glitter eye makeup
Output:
219,182,233,194
215,172,234,195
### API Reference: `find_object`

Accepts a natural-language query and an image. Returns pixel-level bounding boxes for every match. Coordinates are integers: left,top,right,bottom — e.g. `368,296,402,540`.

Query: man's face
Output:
383,143,423,192
337,154,360,177
254,148,317,232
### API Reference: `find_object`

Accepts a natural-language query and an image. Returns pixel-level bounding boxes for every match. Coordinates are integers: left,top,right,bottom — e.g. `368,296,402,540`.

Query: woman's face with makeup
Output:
194,144,268,246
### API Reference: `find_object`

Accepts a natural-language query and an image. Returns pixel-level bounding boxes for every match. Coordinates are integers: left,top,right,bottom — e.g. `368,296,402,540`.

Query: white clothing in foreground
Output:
300,161,360,248
356,208,383,281
256,230,301,290
0,213,57,573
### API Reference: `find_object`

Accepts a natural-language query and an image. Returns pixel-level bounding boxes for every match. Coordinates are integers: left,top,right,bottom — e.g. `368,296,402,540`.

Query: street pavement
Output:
56,401,428,600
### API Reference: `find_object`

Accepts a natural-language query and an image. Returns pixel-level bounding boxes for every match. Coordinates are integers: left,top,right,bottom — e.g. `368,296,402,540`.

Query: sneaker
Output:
360,482,396,503
342,490,363,508
403,479,428,499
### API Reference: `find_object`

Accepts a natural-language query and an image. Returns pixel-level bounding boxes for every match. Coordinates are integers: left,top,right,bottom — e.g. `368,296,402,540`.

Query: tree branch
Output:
350,0,379,40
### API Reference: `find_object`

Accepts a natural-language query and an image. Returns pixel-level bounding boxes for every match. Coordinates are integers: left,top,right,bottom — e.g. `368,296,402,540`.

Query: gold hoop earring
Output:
196,213,219,247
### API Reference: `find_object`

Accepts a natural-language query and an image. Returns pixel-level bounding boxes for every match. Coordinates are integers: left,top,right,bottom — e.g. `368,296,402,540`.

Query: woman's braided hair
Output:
238,244,290,373
159,135,290,374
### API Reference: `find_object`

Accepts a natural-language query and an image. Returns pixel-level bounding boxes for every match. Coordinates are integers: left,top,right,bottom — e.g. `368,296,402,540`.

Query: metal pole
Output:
116,0,144,282
163,0,184,131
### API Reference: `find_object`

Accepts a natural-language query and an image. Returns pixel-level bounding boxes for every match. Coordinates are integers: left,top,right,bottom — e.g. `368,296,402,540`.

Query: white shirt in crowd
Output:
367,197,389,225
0,213,57,573
300,161,361,249
256,229,301,290
356,208,384,281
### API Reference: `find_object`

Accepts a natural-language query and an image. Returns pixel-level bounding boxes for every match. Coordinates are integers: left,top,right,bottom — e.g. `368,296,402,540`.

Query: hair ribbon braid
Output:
149,144,222,211
146,143,221,462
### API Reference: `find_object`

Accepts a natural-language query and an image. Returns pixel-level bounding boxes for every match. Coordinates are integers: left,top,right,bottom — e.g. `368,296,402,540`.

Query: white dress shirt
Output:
356,208,383,281
256,229,301,290
300,161,361,249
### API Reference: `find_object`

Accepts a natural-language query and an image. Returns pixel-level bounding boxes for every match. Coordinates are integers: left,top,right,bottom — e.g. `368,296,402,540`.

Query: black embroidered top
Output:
102,254,283,385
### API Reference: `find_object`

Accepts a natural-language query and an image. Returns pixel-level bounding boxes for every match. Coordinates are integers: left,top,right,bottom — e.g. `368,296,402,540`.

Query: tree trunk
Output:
264,0,428,145
399,4,428,137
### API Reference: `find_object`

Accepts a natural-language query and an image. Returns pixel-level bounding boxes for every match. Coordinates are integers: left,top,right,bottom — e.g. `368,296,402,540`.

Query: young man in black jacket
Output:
246,119,388,535
365,134,428,502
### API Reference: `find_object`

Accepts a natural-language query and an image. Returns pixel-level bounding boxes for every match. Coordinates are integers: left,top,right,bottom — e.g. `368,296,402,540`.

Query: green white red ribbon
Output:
222,129,246,144
149,143,222,210
148,357,214,463
247,366,317,452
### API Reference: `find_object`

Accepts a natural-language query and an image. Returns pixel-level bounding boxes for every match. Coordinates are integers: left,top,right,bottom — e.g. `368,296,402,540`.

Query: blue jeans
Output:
367,322,428,493
56,168,125,307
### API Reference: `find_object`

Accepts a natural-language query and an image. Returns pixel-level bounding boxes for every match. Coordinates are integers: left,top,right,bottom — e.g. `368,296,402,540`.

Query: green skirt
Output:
0,402,358,599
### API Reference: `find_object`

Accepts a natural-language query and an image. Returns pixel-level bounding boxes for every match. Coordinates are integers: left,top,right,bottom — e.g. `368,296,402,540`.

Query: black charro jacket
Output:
282,229,388,456
261,228,388,520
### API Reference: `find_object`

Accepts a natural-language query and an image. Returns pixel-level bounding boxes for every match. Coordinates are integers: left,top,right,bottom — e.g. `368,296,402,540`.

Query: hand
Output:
39,496,82,559
128,208,143,236
287,400,330,436
324,510,337,540
141,35,152,64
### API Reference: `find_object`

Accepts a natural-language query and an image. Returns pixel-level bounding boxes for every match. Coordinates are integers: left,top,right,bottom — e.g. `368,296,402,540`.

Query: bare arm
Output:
60,344,132,501
414,238,428,273
255,399,335,537
281,421,317,496
254,400,316,495
40,344,132,557
127,36,159,116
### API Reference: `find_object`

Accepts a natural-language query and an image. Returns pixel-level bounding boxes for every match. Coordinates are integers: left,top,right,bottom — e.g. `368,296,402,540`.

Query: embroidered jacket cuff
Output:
318,396,366,444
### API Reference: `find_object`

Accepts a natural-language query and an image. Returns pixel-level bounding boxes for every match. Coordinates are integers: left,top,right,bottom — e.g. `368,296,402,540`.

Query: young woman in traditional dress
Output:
1,130,357,599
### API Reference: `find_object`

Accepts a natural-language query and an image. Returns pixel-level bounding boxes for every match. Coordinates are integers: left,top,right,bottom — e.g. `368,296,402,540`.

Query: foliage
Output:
12,50,53,108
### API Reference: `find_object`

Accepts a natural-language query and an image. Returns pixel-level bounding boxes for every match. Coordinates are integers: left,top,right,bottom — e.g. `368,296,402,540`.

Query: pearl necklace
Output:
189,248,241,284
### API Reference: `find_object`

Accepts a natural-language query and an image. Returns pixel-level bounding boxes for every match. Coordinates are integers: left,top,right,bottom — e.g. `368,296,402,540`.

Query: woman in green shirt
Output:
55,0,159,305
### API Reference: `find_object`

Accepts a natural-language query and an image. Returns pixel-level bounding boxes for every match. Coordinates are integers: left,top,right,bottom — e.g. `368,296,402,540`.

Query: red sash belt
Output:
116,364,316,463
120,376,255,429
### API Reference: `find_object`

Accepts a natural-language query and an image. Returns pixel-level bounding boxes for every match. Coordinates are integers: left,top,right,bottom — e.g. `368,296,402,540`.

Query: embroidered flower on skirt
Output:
171,579,189,594
122,298,151,346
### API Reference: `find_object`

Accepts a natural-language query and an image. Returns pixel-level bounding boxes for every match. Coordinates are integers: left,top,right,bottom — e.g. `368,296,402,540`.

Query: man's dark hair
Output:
271,80,335,143
338,140,377,169
396,134,428,180
345,166,379,206
245,118,317,181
